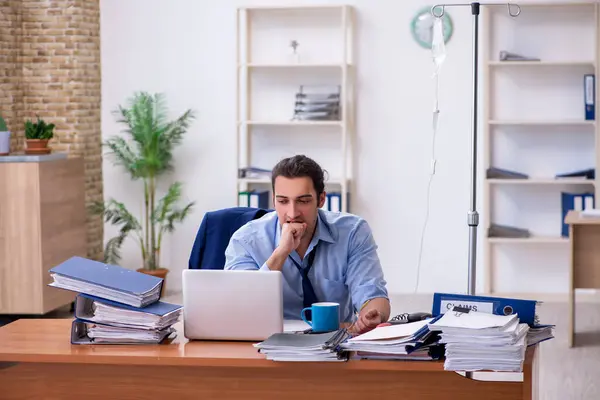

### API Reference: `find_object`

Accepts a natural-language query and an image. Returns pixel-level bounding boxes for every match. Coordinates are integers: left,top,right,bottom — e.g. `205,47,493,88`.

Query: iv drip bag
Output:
432,17,446,75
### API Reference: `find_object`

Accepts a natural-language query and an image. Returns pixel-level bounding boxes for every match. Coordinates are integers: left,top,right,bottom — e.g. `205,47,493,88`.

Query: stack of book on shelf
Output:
48,256,182,345
238,166,271,180
253,328,351,362
499,50,540,62
321,192,344,213
339,318,445,361
292,85,340,121
486,166,528,180
488,223,531,238
238,189,269,209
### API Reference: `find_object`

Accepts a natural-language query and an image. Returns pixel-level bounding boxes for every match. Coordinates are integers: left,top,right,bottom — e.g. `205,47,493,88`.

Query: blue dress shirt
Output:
224,209,389,323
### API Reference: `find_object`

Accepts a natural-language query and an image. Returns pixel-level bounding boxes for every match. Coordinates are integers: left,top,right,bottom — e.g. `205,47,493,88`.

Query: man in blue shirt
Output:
224,155,390,335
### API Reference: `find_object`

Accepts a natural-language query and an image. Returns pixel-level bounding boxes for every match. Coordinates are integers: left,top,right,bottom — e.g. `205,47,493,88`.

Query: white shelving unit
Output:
482,2,599,294
235,5,355,212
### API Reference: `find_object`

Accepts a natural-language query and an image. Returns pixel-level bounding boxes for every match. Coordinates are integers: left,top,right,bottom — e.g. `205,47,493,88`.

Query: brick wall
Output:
0,0,103,261
0,1,23,151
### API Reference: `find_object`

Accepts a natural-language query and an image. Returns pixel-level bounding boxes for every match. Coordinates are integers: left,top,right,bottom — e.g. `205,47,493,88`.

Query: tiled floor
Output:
2,292,599,399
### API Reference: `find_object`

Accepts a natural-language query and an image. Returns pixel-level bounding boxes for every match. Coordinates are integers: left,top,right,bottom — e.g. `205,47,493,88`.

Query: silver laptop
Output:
182,269,284,341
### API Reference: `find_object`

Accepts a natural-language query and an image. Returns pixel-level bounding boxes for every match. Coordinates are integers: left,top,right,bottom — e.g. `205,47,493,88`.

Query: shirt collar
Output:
315,209,335,244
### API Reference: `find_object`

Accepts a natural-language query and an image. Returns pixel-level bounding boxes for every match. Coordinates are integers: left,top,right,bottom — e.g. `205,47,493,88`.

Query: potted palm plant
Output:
92,92,196,294
24,115,55,154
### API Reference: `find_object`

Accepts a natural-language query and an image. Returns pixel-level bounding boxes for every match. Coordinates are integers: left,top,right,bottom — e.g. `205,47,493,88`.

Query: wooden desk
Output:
565,210,600,347
0,319,537,400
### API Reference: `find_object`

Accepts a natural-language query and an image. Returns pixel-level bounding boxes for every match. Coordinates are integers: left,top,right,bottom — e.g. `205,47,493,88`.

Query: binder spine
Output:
561,192,595,237
585,74,595,121
431,292,538,326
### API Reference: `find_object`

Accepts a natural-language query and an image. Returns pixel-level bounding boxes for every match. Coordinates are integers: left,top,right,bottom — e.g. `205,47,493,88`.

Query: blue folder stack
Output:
48,256,182,345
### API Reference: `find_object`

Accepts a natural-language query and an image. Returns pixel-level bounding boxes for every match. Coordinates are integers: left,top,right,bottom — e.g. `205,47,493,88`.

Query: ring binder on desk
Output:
74,293,182,331
71,319,175,345
432,292,540,327
48,256,164,308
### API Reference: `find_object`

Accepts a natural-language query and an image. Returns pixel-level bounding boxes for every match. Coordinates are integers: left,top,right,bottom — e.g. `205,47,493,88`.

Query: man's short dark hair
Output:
271,155,326,197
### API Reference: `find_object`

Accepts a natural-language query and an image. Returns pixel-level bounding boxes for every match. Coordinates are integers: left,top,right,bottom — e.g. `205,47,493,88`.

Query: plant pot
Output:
137,267,169,297
0,131,10,156
25,139,51,155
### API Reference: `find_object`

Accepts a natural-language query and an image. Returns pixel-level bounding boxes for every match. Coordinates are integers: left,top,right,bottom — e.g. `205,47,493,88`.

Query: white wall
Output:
100,0,592,296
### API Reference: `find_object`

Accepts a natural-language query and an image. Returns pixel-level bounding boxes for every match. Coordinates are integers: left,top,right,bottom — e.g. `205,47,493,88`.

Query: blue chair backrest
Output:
188,207,270,270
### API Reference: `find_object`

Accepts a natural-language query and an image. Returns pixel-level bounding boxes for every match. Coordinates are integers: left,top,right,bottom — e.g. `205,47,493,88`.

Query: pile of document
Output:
527,324,554,346
428,310,529,372
238,166,271,179
254,329,351,362
48,256,182,345
431,292,555,348
292,85,341,121
339,319,444,361
499,50,540,62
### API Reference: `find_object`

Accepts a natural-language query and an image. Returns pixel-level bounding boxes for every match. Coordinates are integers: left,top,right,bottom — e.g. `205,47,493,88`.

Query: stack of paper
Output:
430,292,555,345
527,324,554,346
339,319,444,360
254,329,351,362
292,85,341,121
77,294,182,331
428,311,528,372
73,321,175,344
48,256,182,345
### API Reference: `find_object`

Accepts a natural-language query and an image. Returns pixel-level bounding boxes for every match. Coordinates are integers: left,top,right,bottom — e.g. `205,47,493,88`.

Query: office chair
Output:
188,207,270,270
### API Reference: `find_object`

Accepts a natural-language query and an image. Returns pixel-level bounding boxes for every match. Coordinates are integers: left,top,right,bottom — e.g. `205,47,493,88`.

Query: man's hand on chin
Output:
348,309,385,336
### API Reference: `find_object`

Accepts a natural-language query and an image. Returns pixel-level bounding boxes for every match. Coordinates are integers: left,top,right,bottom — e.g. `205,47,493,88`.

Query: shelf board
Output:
239,5,348,11
488,60,595,67
239,177,347,185
240,63,349,69
488,236,569,244
241,120,343,127
487,178,595,185
238,178,272,184
489,119,595,126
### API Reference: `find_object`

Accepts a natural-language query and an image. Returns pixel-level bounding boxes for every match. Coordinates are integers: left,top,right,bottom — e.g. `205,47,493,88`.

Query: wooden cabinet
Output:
565,210,600,347
0,155,87,314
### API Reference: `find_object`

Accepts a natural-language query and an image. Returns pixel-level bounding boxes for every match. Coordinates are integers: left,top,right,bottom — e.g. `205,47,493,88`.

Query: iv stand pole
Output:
430,2,520,297
431,2,520,380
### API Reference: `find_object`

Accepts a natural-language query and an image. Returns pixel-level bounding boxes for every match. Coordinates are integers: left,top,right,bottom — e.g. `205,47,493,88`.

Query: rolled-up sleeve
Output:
345,219,389,312
224,230,271,272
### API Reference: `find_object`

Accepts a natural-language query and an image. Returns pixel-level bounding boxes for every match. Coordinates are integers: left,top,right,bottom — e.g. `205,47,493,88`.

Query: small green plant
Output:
0,115,7,132
24,115,55,140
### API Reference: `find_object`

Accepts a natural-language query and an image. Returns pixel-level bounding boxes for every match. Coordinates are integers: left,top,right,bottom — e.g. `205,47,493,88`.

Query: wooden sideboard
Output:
0,154,87,314
565,210,600,347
